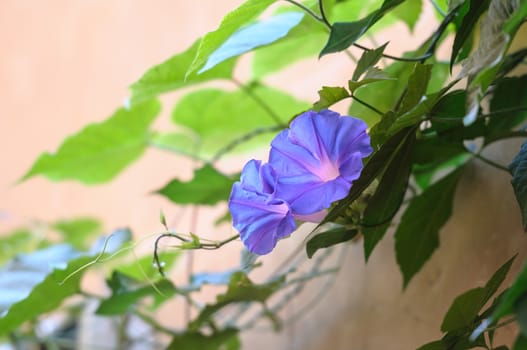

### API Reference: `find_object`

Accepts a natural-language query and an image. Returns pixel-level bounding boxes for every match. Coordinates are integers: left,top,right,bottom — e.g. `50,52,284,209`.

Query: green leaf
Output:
252,14,327,78
489,75,527,135
509,140,527,230
171,85,308,157
0,231,130,336
348,67,394,93
513,334,527,350
352,42,388,81
395,168,463,287
441,257,514,332
156,164,236,205
189,272,284,330
503,0,527,35
320,0,404,56
348,60,411,126
362,131,415,260
186,0,276,76
492,261,527,321
22,100,161,184
53,217,102,250
306,226,359,258
388,92,442,136
416,341,447,350
0,229,39,265
313,86,349,111
392,0,423,31
398,63,433,115
450,0,490,69
515,293,527,337
96,272,177,315
200,12,304,73
129,40,235,105
322,127,415,224
148,132,200,159
167,328,240,350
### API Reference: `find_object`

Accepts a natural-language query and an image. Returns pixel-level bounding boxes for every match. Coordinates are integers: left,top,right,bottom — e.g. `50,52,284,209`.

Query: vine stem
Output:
284,0,451,63
350,94,385,116
232,78,286,127
472,153,510,173
282,0,324,22
153,232,240,276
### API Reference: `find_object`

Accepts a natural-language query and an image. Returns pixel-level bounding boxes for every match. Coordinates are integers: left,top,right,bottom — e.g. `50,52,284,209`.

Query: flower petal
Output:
228,161,296,255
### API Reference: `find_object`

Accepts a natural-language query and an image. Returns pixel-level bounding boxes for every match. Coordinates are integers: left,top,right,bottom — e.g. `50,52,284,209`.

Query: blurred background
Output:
1,1,526,349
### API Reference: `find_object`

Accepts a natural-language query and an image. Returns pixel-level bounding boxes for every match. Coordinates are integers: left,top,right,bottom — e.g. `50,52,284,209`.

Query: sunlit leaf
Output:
171,84,308,157
53,217,102,250
0,229,38,265
395,168,463,287
186,0,276,76
22,100,161,184
313,86,349,111
392,0,423,31
348,67,394,93
200,12,304,73
252,14,327,78
156,164,236,205
129,40,235,105
352,42,388,81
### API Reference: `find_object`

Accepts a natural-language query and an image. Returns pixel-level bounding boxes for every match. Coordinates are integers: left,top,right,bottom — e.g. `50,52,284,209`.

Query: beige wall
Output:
1,1,526,349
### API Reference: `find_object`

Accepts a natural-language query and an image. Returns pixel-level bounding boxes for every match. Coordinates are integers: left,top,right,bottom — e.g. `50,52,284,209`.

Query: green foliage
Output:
395,168,463,287
166,328,240,350
441,257,514,332
0,229,40,265
200,12,304,73
0,229,131,336
189,272,284,330
23,100,161,184
362,130,415,260
187,0,276,76
10,0,527,348
96,272,177,315
129,40,235,105
306,226,358,258
170,84,309,157
313,86,349,111
320,0,404,56
52,217,102,250
509,140,527,230
156,164,236,205
450,0,490,69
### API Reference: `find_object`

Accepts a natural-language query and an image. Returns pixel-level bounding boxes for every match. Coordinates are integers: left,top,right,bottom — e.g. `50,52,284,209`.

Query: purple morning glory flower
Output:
228,159,296,255
269,109,372,215
229,109,372,255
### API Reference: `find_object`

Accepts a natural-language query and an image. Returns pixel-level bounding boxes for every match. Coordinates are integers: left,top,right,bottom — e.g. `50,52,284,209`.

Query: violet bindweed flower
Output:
228,159,296,255
269,109,372,215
